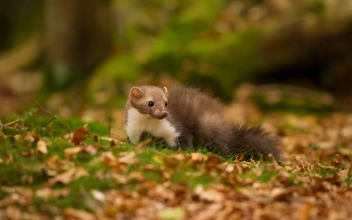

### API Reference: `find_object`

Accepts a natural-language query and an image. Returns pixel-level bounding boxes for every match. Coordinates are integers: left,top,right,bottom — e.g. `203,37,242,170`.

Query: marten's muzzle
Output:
151,110,168,119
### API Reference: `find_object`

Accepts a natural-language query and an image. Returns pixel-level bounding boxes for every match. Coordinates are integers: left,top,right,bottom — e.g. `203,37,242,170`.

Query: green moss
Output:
172,167,217,188
255,171,279,183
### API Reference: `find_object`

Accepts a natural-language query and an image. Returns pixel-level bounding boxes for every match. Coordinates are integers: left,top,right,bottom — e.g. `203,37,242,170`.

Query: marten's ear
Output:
130,87,144,99
163,87,168,95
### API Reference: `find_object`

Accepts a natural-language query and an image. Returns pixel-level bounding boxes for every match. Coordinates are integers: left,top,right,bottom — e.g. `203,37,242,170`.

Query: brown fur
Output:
126,86,280,160
126,86,168,120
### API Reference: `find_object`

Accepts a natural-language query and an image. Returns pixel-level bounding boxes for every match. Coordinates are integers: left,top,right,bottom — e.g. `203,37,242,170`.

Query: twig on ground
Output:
4,119,21,128
42,115,57,127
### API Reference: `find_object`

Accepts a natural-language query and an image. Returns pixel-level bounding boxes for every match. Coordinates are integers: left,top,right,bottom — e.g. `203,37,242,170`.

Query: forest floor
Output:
1,84,352,220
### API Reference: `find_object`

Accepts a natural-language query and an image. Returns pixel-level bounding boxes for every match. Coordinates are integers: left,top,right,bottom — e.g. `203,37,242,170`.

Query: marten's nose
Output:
160,111,168,118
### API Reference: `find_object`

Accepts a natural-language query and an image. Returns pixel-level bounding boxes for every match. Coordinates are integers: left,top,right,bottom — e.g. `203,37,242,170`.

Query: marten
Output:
125,85,280,160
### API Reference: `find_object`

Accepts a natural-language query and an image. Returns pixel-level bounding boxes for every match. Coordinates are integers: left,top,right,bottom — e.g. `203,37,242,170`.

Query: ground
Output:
1,85,351,219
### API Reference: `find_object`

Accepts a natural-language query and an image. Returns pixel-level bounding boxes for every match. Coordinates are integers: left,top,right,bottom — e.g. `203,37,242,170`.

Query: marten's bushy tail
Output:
225,124,280,160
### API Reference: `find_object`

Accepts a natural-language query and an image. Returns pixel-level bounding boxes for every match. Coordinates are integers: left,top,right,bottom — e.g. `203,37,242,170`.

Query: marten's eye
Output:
165,102,168,107
148,101,154,107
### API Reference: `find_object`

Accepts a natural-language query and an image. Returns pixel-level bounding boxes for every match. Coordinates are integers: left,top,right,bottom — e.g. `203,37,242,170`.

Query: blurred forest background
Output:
1,0,352,117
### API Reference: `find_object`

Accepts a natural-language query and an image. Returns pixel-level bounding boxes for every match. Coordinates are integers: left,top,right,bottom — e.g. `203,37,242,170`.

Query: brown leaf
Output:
269,153,280,169
100,152,126,172
118,152,137,164
49,168,75,185
49,167,89,186
44,155,63,175
36,188,53,200
275,170,291,185
297,203,313,220
332,154,342,166
74,167,89,180
65,146,83,159
5,206,22,220
143,164,171,180
72,125,89,145
83,145,98,155
6,153,13,164
90,189,105,202
205,155,223,172
190,152,207,162
194,185,224,202
37,140,48,154
20,149,34,157
133,138,151,153
176,147,182,153
157,207,185,220
270,187,292,201
316,162,335,170
128,172,145,182
105,204,119,218
24,130,38,143
100,152,118,164
64,208,96,220
161,168,171,180
234,153,244,162
111,173,128,184
36,188,70,200
187,153,207,167
164,156,182,168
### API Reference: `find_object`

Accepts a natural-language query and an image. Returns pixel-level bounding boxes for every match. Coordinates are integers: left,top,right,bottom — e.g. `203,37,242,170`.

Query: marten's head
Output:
129,86,168,119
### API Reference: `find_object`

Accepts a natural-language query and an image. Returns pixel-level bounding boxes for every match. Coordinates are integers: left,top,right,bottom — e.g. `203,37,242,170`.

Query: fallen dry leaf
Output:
99,152,127,172
49,168,76,185
133,138,151,153
64,208,96,220
297,202,313,220
5,206,22,220
74,167,89,180
6,153,13,164
24,130,38,143
90,189,105,202
128,172,145,182
157,207,185,220
194,185,224,202
72,125,89,145
83,145,98,155
65,146,83,159
20,149,34,157
270,187,292,201
118,152,137,164
36,140,48,154
49,167,89,186
44,158,75,179
190,152,207,162
36,188,70,200
111,173,128,184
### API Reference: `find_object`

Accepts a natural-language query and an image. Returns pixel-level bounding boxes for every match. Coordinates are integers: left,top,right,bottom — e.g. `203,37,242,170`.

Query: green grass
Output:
1,112,352,218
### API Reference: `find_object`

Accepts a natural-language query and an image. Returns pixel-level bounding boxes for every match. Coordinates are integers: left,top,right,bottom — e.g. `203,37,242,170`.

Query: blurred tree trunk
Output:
0,0,44,51
0,1,15,50
45,0,113,89
256,21,352,104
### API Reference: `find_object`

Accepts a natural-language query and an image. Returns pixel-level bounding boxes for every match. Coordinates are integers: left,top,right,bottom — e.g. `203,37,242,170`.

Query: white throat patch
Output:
126,108,180,148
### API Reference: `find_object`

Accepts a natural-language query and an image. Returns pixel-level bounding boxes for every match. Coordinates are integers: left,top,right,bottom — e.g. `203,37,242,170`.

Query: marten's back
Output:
167,86,280,159
168,87,223,121
167,87,232,144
